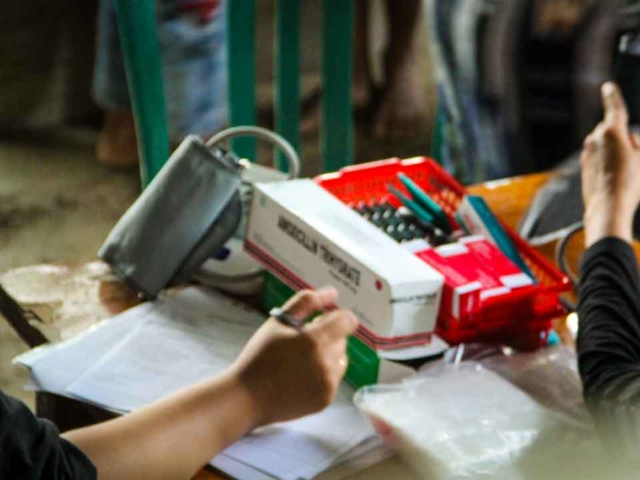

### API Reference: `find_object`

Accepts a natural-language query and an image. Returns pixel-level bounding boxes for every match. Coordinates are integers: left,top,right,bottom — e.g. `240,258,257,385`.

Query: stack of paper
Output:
14,287,389,479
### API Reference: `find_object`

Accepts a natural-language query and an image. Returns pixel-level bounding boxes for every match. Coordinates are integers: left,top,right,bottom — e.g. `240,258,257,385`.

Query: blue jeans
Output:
93,0,227,142
427,0,509,183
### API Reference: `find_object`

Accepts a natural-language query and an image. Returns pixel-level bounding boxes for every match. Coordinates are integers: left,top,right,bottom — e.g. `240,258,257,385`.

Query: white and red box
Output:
405,240,481,328
405,238,526,328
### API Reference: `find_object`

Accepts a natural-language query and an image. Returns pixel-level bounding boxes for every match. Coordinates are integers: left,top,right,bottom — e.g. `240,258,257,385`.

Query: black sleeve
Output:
0,391,96,480
577,236,640,453
578,237,640,405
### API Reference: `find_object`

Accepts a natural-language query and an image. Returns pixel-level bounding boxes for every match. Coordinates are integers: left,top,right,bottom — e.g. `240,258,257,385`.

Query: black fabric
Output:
578,237,640,406
0,391,96,479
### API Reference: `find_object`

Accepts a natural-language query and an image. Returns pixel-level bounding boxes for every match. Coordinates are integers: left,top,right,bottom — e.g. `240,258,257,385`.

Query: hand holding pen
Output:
232,287,358,426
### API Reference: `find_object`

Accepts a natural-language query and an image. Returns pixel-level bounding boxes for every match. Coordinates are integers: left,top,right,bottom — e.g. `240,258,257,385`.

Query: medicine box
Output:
245,180,444,351
405,240,483,329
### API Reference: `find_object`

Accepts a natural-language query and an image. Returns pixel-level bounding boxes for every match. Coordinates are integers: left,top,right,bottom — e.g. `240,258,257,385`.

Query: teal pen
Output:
386,184,437,226
397,173,452,233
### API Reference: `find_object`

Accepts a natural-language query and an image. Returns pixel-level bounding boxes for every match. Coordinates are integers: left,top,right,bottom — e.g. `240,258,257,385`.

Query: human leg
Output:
373,0,427,139
93,0,138,168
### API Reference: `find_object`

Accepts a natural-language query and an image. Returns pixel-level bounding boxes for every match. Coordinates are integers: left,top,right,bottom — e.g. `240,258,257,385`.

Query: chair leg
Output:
0,285,48,349
114,0,170,186
322,0,355,172
227,0,258,161
275,0,302,173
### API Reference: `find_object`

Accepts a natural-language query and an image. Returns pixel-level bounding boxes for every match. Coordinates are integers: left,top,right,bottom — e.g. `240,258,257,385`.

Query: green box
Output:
260,271,295,313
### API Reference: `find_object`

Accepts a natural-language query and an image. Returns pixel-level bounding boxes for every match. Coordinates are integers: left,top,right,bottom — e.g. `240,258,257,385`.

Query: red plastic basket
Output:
315,157,572,350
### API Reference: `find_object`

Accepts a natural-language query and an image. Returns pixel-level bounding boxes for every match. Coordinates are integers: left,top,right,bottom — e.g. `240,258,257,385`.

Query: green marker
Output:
397,173,452,233
386,184,436,226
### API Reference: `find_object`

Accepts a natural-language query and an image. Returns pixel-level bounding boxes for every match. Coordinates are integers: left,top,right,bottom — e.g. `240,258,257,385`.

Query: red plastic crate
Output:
315,157,572,350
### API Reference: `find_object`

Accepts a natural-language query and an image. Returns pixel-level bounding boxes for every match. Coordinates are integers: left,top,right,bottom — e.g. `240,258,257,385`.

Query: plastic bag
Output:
355,357,625,479
478,346,590,425
441,345,589,425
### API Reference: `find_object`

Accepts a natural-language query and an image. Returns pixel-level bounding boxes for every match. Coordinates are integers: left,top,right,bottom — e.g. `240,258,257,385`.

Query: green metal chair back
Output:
115,0,354,186
114,0,169,186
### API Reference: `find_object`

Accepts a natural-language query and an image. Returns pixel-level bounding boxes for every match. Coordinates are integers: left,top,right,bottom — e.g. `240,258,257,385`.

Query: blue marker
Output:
457,195,537,282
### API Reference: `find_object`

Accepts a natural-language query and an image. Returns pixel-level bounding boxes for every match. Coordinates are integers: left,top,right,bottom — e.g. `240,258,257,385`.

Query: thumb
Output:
602,82,629,128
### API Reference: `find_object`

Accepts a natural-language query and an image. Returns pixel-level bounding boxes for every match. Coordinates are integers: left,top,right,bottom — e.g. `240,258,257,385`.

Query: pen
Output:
269,307,303,330
386,184,437,226
397,173,452,233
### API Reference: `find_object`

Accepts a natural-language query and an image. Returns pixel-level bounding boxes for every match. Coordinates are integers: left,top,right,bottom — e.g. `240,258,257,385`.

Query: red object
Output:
460,236,534,290
414,245,482,329
434,242,506,295
315,157,572,350
179,1,221,22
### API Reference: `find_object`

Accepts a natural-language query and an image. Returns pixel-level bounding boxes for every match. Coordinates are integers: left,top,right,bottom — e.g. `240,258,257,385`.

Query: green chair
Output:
114,0,354,187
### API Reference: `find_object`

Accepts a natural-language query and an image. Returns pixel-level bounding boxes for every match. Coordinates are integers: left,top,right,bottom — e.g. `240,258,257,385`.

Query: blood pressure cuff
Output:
99,135,243,299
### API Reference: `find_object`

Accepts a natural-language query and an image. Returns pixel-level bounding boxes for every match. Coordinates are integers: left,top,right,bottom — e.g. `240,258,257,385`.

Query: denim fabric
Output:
94,0,130,111
427,0,626,183
427,0,508,183
93,0,227,141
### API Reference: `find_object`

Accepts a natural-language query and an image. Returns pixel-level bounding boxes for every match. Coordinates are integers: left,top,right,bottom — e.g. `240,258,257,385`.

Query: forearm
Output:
583,198,634,248
63,371,256,480
59,287,356,479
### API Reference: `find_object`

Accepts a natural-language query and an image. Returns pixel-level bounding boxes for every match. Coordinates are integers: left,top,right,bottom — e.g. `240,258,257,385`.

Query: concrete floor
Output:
0,129,140,407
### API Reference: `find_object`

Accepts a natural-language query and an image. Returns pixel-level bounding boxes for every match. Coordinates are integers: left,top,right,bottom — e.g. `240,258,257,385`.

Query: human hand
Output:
581,82,640,247
230,287,358,428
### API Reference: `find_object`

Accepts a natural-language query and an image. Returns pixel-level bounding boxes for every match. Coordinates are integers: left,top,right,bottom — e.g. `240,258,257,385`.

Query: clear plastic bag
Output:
354,351,626,479
441,345,590,425
477,345,590,425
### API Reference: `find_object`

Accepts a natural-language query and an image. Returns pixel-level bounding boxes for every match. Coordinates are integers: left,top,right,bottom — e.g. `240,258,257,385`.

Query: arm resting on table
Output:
63,288,357,480
63,372,256,480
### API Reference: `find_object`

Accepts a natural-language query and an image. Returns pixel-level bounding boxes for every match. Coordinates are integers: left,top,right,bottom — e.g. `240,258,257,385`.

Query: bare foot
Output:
373,50,427,140
96,110,139,169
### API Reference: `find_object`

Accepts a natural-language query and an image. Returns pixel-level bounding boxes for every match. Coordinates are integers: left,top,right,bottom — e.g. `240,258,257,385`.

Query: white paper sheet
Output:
210,454,279,480
13,302,156,395
217,385,376,480
65,293,262,412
